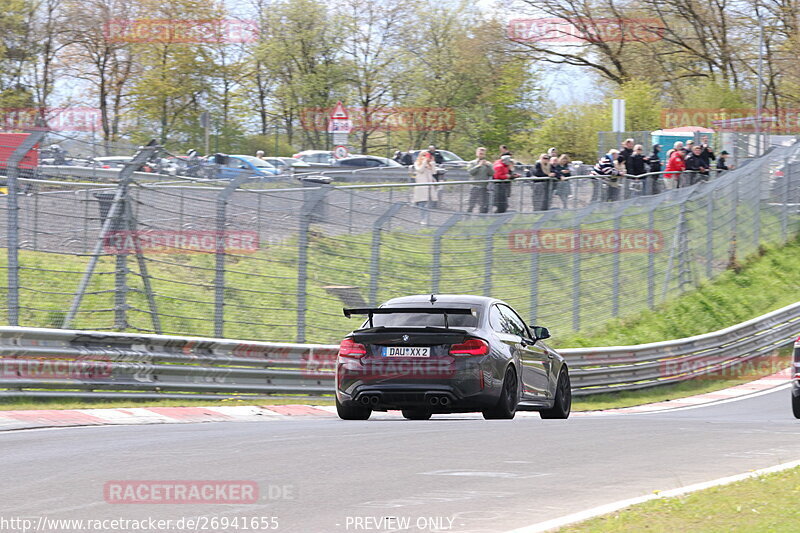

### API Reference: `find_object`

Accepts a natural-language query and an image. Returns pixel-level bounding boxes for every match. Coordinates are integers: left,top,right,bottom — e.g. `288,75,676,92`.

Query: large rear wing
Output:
342,307,476,329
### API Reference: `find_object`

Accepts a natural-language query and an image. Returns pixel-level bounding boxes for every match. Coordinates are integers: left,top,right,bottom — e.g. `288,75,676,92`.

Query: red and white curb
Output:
0,405,335,432
0,368,791,432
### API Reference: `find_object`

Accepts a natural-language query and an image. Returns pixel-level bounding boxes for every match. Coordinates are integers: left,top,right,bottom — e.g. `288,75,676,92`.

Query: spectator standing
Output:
618,138,634,171
553,154,572,209
492,155,517,213
698,135,716,170
684,145,708,185
427,145,444,165
645,144,662,194
256,150,265,160
466,147,492,214
413,152,436,223
664,141,686,189
717,150,733,171
499,145,512,158
591,149,623,202
533,153,556,211
628,144,647,197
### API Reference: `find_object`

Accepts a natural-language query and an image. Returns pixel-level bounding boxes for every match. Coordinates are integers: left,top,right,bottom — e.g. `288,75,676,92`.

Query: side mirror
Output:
531,326,550,341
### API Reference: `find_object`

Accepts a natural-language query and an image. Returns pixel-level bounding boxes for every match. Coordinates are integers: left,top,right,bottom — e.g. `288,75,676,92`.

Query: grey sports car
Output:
335,294,571,420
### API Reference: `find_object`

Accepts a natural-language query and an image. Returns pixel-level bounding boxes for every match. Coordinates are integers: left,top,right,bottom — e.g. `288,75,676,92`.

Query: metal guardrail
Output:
1,300,798,400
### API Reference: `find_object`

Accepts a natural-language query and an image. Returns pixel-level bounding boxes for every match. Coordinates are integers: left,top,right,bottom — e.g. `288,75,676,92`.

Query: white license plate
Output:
382,346,430,358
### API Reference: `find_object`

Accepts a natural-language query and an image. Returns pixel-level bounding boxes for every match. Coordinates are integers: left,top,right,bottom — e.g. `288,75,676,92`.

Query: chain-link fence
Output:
0,131,798,344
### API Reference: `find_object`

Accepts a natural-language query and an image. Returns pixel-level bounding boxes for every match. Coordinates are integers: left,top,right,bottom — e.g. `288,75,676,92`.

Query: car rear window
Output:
365,308,479,328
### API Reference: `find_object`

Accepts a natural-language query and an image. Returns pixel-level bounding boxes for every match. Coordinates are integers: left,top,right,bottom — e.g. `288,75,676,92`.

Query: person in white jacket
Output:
413,152,436,205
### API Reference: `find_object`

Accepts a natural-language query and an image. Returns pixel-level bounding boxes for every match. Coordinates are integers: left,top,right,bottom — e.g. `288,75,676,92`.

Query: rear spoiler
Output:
343,307,476,329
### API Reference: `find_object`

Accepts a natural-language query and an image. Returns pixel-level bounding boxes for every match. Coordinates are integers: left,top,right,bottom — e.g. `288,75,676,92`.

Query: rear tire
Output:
336,397,371,420
793,392,800,419
402,409,432,420
483,366,518,420
540,370,571,419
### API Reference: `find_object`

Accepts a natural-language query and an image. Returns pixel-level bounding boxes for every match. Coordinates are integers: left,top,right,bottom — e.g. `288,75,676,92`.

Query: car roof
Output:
383,294,498,308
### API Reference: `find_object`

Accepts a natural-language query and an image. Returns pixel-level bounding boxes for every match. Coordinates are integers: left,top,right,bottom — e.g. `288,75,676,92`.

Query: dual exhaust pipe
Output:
358,394,451,407
360,394,380,406
428,395,450,407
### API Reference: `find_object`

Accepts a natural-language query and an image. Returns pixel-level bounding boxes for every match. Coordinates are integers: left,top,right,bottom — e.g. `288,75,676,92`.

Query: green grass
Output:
556,234,800,348
560,466,800,532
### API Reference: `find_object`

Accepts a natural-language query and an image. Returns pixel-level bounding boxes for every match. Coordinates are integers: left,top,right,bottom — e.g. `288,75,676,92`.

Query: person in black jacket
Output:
716,150,733,171
644,144,662,195
627,144,647,197
684,145,708,185
532,153,556,210
699,135,715,168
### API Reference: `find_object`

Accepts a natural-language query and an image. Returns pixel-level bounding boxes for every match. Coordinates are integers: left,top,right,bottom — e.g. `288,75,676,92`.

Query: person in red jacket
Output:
664,143,686,189
492,155,517,213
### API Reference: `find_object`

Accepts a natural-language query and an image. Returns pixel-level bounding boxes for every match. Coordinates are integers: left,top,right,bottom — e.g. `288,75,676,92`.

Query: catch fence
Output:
0,133,798,344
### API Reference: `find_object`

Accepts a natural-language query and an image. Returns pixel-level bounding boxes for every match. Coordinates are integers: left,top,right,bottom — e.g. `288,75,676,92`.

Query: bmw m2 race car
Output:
335,294,571,420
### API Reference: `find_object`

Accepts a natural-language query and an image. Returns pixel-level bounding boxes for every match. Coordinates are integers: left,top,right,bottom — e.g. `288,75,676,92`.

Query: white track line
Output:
505,458,800,533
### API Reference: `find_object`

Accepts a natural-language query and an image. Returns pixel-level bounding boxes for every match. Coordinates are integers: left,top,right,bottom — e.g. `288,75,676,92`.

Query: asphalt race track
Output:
2,386,798,533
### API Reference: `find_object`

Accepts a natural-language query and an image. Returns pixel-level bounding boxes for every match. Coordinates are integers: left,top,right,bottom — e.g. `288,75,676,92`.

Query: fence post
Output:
529,211,558,324
571,204,600,331
706,186,715,279
781,157,790,241
368,203,404,307
611,204,624,317
483,214,514,296
63,142,158,329
113,201,129,330
214,173,254,338
5,131,45,326
431,213,463,294
646,195,669,309
753,159,762,249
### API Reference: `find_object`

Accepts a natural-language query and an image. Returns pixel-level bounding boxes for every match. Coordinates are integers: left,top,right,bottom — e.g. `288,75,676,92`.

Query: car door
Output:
498,304,550,399
488,304,524,390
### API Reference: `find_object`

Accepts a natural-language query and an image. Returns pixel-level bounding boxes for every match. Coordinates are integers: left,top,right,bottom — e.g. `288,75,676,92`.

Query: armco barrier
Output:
0,301,798,399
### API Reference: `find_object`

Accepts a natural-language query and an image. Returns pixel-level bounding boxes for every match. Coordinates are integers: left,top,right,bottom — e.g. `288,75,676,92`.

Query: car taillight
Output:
450,338,489,356
338,338,366,358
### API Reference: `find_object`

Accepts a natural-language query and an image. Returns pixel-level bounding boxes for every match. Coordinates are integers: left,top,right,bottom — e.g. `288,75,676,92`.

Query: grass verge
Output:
559,465,800,532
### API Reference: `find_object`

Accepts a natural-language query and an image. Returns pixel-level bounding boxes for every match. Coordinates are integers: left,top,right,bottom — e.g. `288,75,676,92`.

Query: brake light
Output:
338,338,366,358
450,338,489,356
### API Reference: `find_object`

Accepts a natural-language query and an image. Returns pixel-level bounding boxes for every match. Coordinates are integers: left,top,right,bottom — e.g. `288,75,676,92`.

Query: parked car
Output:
335,294,571,421
292,150,335,166
332,155,402,168
263,156,311,172
213,154,279,179
408,149,467,168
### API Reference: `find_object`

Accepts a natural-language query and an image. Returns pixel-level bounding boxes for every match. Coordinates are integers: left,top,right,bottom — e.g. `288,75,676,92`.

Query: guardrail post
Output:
5,130,45,326
64,141,158,329
483,214,514,296
431,213,463,294
368,203,404,307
